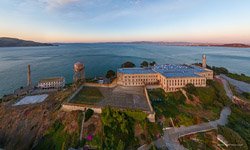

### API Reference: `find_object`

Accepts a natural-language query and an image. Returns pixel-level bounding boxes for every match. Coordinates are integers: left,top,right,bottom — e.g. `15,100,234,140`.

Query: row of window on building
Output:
161,78,206,86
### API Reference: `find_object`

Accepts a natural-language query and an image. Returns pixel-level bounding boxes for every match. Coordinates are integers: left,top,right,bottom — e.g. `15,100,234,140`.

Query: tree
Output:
140,61,149,68
85,109,94,122
117,140,125,150
106,70,116,79
121,61,135,68
185,83,196,94
150,61,156,66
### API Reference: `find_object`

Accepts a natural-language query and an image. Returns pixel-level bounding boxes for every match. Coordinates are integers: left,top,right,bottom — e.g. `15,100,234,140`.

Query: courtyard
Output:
13,94,48,106
70,86,151,112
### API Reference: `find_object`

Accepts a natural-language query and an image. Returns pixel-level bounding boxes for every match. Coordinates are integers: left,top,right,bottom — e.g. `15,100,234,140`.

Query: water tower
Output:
73,62,85,82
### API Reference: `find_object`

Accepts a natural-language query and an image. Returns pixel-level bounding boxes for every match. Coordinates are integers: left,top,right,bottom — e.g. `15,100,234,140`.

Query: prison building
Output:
117,64,213,93
38,77,65,89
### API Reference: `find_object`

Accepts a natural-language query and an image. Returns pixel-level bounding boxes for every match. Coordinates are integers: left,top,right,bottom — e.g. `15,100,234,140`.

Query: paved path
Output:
158,107,231,150
216,75,233,99
220,74,250,93
154,77,233,150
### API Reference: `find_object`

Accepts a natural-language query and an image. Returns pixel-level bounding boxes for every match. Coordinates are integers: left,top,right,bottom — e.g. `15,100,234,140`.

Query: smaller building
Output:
38,77,65,89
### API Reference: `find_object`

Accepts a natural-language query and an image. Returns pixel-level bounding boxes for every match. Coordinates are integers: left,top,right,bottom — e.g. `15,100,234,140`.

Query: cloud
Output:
41,0,79,10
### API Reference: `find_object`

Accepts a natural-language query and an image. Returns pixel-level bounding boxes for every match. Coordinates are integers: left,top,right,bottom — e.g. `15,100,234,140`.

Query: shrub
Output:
85,109,94,122
218,126,248,150
185,83,196,94
121,61,135,68
124,110,147,122
106,70,116,79
140,61,149,68
227,106,250,148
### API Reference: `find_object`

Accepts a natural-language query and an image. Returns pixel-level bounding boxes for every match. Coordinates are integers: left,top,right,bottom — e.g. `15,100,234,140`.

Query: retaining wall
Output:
62,103,102,113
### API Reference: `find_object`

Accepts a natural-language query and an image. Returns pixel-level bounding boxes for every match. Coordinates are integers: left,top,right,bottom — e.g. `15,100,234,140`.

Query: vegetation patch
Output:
98,107,161,149
85,109,94,122
34,120,79,150
218,126,248,150
148,80,229,127
71,87,103,104
209,66,250,84
227,105,250,148
229,83,250,101
179,130,217,150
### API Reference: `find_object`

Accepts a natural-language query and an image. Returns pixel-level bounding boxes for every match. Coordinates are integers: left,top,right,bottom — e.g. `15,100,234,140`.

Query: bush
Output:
34,120,79,150
124,110,147,122
185,83,196,94
85,109,94,122
106,70,116,79
101,107,136,149
149,61,156,66
211,66,250,84
242,92,250,100
227,106,250,148
121,61,135,68
140,61,149,68
218,126,248,150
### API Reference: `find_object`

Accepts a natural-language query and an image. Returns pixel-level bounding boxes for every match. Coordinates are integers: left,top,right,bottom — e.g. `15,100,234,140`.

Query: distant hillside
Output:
0,37,54,47
219,43,250,48
98,41,250,48
189,43,250,48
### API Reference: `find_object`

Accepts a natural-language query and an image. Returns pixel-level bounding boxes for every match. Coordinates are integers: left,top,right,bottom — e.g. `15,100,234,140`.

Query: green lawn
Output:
71,87,103,104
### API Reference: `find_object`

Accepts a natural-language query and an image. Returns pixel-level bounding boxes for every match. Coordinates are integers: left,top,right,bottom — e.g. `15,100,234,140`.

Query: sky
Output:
0,0,250,43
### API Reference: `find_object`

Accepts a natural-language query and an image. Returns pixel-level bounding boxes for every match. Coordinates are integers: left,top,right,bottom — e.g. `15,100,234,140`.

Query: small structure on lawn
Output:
38,77,65,89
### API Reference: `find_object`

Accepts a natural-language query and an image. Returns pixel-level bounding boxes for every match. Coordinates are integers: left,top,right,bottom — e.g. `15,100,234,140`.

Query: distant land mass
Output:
0,37,54,47
100,41,250,48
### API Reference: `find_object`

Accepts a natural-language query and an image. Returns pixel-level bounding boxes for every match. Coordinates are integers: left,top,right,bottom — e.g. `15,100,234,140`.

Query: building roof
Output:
117,68,156,74
38,77,65,83
118,64,208,78
153,64,204,78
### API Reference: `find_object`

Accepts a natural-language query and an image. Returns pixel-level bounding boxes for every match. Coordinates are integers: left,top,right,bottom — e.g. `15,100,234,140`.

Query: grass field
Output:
71,87,103,104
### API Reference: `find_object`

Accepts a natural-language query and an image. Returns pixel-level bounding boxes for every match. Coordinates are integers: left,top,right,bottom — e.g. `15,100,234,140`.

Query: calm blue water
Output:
0,43,250,96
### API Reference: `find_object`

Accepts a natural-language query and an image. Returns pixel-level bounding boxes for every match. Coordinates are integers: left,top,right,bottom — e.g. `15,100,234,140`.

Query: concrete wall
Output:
144,87,155,122
62,103,102,113
83,78,117,88
62,102,156,122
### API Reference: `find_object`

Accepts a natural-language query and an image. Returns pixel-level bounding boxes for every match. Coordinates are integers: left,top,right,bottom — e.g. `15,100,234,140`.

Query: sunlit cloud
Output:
0,0,250,43
40,0,80,10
